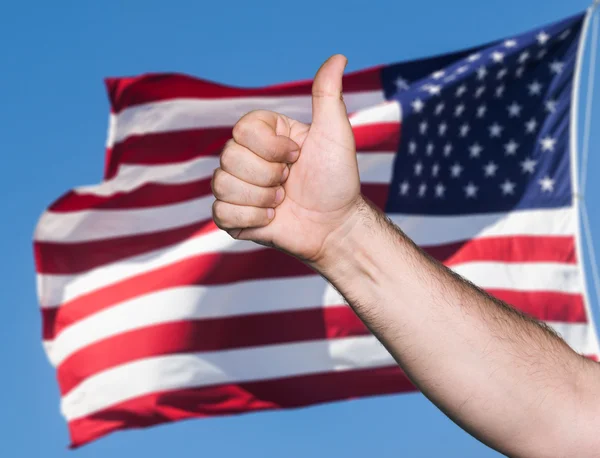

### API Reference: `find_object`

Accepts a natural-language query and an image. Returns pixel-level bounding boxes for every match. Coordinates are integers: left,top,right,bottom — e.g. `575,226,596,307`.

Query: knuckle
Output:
212,200,229,229
211,168,227,198
220,146,234,172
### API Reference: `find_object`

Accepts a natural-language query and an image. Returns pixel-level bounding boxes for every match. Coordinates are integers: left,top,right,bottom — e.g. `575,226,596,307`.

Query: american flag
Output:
34,11,599,447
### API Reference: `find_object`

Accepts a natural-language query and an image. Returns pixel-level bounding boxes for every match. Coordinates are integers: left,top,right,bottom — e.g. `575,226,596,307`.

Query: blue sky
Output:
2,1,599,456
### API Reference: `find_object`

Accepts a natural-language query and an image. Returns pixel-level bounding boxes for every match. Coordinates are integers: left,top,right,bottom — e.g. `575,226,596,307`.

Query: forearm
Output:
313,196,600,457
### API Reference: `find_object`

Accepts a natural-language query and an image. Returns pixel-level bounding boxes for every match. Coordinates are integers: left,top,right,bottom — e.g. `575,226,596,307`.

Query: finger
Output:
212,168,285,208
221,139,290,186
212,200,275,230
311,54,350,126
232,110,300,163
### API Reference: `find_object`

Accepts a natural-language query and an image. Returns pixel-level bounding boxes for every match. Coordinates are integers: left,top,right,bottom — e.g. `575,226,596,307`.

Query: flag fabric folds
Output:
34,11,599,447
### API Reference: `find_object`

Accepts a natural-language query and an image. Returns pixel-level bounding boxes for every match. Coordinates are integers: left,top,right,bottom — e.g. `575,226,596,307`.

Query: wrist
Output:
309,195,380,276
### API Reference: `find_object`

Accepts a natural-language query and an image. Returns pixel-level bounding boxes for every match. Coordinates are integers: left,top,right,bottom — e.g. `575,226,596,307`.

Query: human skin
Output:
211,54,600,457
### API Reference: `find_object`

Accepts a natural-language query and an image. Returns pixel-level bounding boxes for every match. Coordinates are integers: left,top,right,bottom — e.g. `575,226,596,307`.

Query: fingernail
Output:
267,208,275,219
275,187,284,204
281,166,290,183
288,150,299,162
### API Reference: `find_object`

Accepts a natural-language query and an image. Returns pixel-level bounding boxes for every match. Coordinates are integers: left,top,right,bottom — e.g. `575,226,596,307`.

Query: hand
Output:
211,54,363,263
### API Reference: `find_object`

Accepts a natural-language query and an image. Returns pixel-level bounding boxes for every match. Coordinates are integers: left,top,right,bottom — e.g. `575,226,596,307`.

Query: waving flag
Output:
34,10,599,447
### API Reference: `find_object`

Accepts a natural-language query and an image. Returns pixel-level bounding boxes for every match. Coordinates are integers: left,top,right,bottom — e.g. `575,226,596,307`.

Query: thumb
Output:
311,54,351,128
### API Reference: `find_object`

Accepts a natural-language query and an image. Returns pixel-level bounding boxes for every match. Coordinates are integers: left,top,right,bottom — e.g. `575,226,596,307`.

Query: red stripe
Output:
49,178,213,212
41,236,582,341
105,68,384,113
35,183,388,274
67,365,410,448
104,122,399,179
57,306,368,394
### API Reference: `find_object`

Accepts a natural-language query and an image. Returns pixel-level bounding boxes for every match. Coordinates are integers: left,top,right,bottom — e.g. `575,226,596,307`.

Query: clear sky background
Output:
2,1,600,456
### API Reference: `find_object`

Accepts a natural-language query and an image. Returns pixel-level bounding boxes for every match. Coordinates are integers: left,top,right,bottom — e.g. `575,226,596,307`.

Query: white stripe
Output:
108,91,385,147
349,101,401,126
59,335,390,420
47,261,583,366
71,152,395,199
60,322,596,421
35,154,392,242
37,207,577,308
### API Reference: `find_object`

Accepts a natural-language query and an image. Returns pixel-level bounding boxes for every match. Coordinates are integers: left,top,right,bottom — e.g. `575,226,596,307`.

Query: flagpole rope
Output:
581,202,600,327
580,8,598,193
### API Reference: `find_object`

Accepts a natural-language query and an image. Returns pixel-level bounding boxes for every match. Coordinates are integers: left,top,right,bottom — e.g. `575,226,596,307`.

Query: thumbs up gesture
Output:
212,55,363,263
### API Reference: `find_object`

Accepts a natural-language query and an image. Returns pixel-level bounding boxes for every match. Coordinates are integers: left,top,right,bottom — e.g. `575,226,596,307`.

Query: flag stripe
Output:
60,322,598,423
56,306,368,393
42,255,583,345
105,68,384,113
67,365,408,448
49,153,395,213
106,122,401,174
107,92,386,147
51,286,589,388
36,208,577,307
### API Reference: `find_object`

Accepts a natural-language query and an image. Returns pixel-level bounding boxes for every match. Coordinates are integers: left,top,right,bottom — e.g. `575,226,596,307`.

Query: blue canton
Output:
381,13,585,215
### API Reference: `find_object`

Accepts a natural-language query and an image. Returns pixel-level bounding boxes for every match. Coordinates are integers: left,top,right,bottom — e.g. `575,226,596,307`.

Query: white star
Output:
418,183,427,197
497,68,508,79
489,123,503,137
426,142,434,155
476,66,487,80
435,183,446,198
457,66,469,75
422,84,442,95
455,104,466,117
515,66,525,78
414,161,423,176
439,122,448,136
504,39,518,48
550,60,564,75
467,53,481,62
399,180,410,195
520,157,537,173
477,105,487,118
537,31,550,45
491,51,505,63
559,29,571,41
419,121,428,134
484,161,498,177
460,123,470,137
518,51,530,63
504,139,519,155
444,143,453,156
475,86,486,98
545,99,557,113
432,70,446,80
450,162,463,177
528,80,543,96
409,141,417,155
501,179,516,195
432,163,440,177
435,103,445,115
537,49,548,60
444,74,457,83
539,175,555,192
456,84,468,97
495,85,505,98
464,182,478,198
525,118,538,134
395,76,410,91
508,102,522,117
411,98,425,113
469,143,483,158
540,136,557,152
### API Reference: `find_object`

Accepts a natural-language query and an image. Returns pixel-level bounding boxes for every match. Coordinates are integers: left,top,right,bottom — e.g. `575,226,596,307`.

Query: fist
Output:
211,54,362,263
